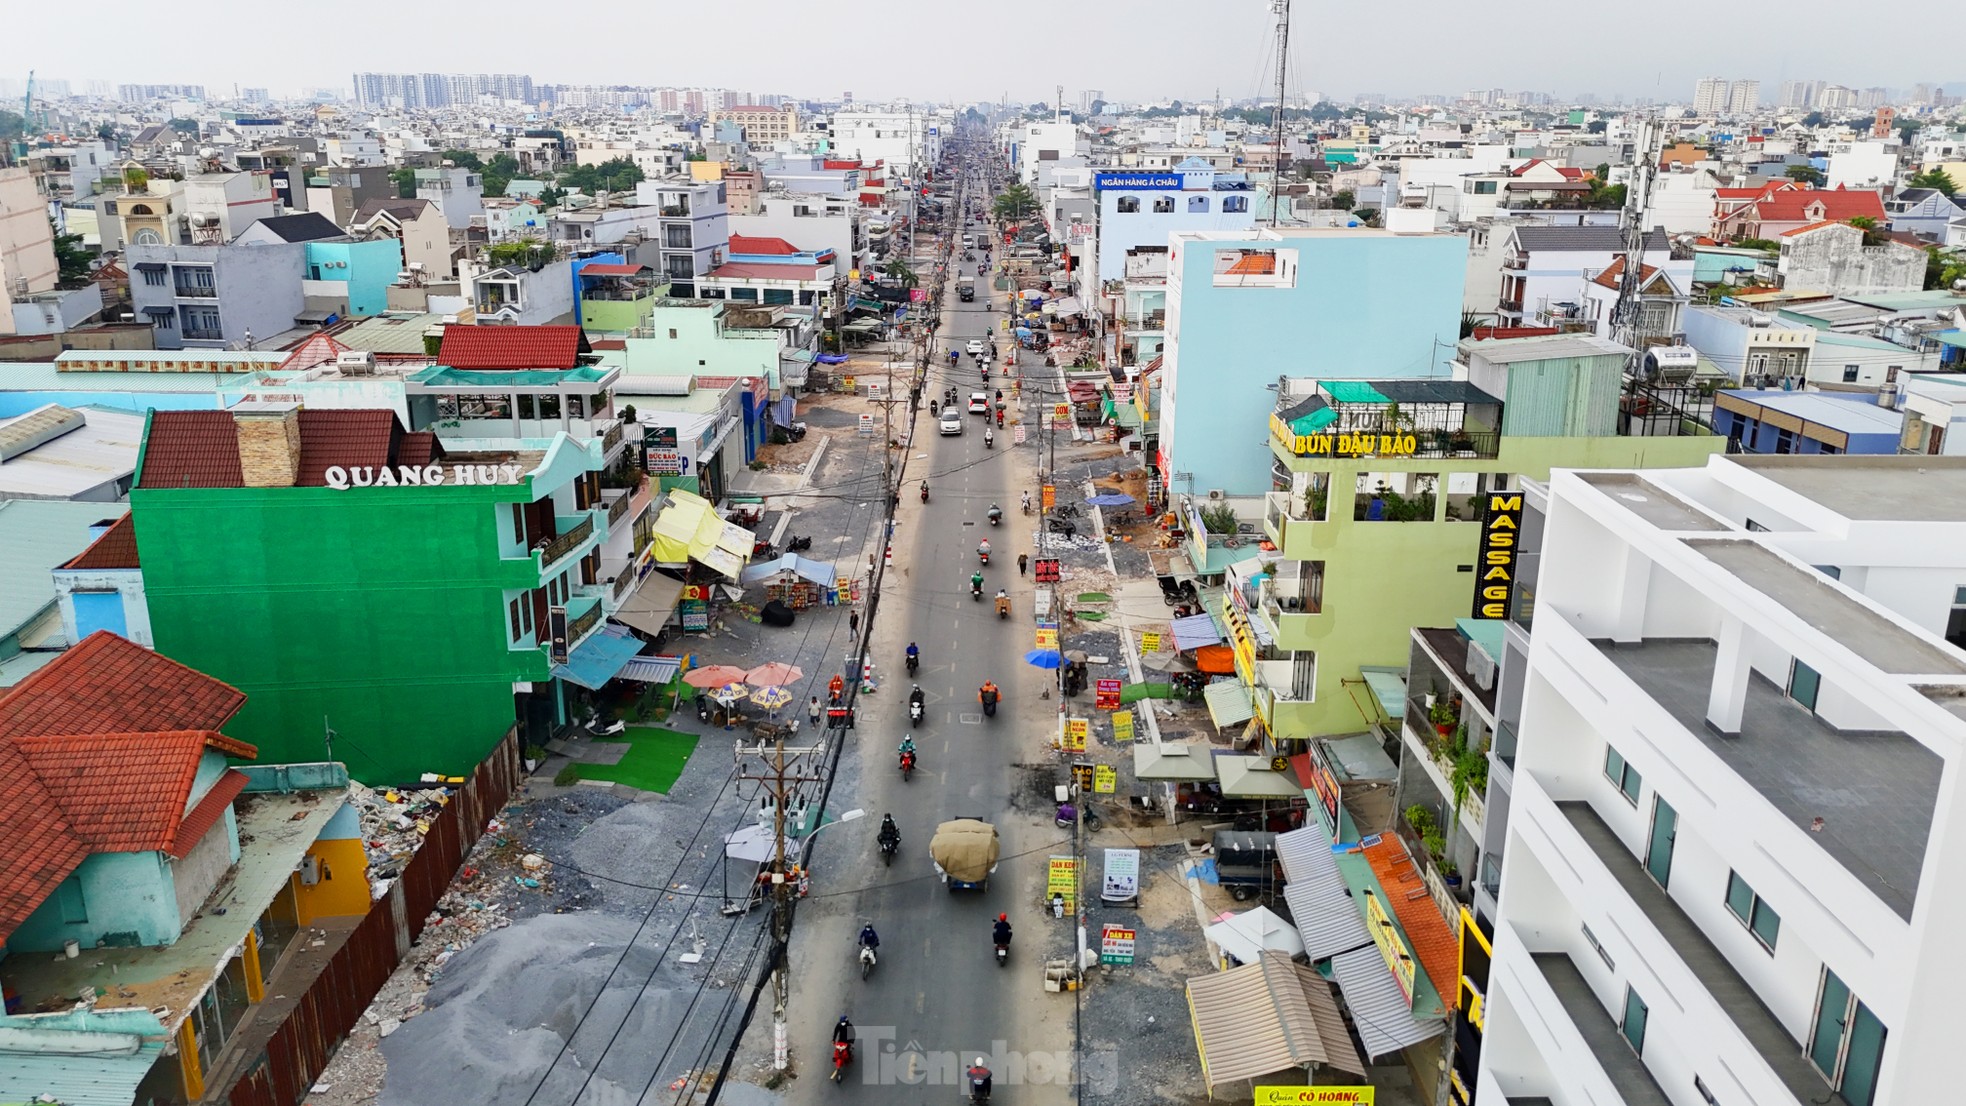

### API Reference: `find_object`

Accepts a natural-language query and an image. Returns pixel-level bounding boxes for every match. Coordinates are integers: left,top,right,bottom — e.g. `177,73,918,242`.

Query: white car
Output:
968,392,990,414
966,339,985,356
940,410,965,435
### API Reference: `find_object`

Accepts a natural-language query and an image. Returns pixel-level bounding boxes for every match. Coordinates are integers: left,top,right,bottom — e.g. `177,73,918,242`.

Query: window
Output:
1581,922,1615,971
667,329,678,340
1774,429,1796,454
1842,365,1860,383
1152,196,1174,213
1474,179,1499,194
1725,871,1782,951
1116,196,1140,213
1788,659,1821,712
1811,969,1886,1106
1188,195,1209,213
510,503,525,544
141,267,165,286
510,597,523,640
1621,986,1649,1055
1223,195,1248,213
1604,745,1642,804
1816,564,1842,580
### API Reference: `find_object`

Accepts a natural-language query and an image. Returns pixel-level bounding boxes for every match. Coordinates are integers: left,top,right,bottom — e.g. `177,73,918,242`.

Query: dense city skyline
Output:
7,0,1958,106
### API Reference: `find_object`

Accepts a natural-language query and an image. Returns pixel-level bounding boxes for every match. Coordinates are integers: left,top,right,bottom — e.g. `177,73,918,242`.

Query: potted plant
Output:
1403,804,1436,841
1441,860,1462,888
1428,699,1458,736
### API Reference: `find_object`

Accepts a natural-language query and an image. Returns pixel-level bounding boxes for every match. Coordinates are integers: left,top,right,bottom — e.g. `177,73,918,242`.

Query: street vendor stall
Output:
740,553,839,610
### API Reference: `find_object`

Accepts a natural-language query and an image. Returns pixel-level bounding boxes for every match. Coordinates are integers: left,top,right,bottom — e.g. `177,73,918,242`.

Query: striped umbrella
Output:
710,682,749,705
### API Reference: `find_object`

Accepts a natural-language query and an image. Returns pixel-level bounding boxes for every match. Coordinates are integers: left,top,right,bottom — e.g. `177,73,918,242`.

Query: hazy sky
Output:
7,0,1948,103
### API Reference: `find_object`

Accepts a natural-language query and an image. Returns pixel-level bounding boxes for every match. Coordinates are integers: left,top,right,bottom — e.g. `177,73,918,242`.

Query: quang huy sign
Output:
323,463,527,490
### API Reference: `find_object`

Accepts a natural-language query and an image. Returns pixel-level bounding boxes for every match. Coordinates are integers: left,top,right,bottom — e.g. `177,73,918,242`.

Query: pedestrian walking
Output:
1018,553,1029,576
850,608,861,635
809,696,822,726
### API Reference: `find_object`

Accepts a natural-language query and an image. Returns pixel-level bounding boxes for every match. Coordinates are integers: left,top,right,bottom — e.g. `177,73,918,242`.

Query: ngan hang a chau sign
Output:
323,462,527,490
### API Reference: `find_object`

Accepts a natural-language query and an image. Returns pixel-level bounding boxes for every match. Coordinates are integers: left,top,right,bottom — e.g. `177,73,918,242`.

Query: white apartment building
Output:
1480,454,1966,1106
829,109,942,177
1693,78,1729,115
1728,80,1761,115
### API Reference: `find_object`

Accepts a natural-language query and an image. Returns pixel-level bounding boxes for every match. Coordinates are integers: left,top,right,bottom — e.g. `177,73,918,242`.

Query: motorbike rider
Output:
858,924,880,952
879,814,901,848
993,913,1013,947
995,588,1009,613
984,426,995,447
968,1058,993,1098
987,503,1003,524
906,641,920,668
979,680,1000,707
970,569,984,594
834,1016,855,1046
978,538,991,561
1021,490,1032,513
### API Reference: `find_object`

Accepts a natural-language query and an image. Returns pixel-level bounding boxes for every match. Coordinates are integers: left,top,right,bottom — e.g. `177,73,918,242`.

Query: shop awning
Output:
142,305,176,318
615,571,687,636
551,626,646,690
1186,951,1366,1092
133,262,167,273
1276,824,1374,960
1360,666,1407,722
1204,680,1256,729
740,553,837,586
1193,645,1237,675
1216,756,1305,799
617,655,682,684
650,488,754,580
1171,612,1222,650
1332,947,1445,1058
1132,743,1218,781
1053,296,1083,316
1205,906,1305,964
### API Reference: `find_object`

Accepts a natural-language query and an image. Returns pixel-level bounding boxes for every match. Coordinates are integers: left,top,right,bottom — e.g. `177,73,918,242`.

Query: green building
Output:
130,403,639,782
577,263,665,333
1199,335,1725,743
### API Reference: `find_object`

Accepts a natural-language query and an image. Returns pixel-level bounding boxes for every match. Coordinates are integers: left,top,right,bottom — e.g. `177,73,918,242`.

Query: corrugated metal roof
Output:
1204,679,1255,728
1331,947,1446,1058
1277,823,1374,960
1461,334,1633,363
1186,951,1365,1089
0,406,143,499
0,501,116,633
0,1007,169,1106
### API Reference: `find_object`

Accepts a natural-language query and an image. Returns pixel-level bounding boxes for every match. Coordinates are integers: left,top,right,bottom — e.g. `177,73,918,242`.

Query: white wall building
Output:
728,192,866,276
829,109,942,177
1824,141,1899,190
1015,120,1082,187
1643,170,1723,237
1090,167,1259,277
1480,453,1966,1106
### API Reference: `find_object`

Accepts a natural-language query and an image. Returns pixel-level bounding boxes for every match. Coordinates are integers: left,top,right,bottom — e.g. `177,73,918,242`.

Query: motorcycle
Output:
987,508,1002,527
995,594,1010,620
1047,518,1078,538
967,1069,992,1103
832,1041,854,1083
860,944,878,979
695,694,711,722
1055,800,1102,830
971,579,983,601
995,411,1005,429
980,689,999,718
909,697,924,727
584,713,626,737
898,750,915,783
930,400,940,417
920,483,930,504
994,941,1009,967
787,534,813,553
978,547,991,566
984,428,994,449
905,652,919,676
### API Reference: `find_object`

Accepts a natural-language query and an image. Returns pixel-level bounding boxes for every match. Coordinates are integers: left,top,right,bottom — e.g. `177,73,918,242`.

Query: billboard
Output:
1471,492,1525,619
1094,172,1183,190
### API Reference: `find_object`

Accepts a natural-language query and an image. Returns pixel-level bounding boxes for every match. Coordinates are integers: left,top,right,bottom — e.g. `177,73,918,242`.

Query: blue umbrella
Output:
1086,493,1136,507
1024,649,1063,669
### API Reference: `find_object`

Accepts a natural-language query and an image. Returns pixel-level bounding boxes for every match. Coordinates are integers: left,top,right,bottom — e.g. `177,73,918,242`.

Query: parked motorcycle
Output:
787,534,813,552
584,713,626,737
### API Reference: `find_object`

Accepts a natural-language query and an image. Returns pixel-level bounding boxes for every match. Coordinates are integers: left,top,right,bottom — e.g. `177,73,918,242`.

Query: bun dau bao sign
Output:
1471,492,1524,619
1267,415,1421,459
323,462,527,490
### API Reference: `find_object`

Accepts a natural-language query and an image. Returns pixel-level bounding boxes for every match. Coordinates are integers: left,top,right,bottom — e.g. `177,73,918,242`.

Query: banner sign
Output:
1140,631,1163,653
1364,888,1418,1004
1047,856,1079,911
1472,492,1524,619
1254,1089,1376,1106
1111,710,1135,742
1064,717,1090,751
1094,172,1183,190
1095,678,1122,710
1093,765,1117,793
1100,924,1137,964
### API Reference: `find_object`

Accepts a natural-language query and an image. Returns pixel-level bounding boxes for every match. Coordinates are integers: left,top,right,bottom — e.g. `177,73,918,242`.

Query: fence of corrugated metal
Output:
223,730,523,1106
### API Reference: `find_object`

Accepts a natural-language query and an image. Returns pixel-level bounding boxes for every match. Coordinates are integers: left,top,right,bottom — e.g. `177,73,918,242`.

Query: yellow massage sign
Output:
1472,492,1524,619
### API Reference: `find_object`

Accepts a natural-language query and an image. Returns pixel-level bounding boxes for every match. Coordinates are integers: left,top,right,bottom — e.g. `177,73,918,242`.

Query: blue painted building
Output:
1157,227,1471,496
305,238,404,317
1713,389,1903,455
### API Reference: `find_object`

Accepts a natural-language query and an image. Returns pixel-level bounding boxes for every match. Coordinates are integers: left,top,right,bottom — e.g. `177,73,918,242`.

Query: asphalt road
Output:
779,149,1079,1106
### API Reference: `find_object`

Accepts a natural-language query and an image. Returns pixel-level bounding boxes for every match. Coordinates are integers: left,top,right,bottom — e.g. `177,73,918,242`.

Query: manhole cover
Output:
958,713,984,724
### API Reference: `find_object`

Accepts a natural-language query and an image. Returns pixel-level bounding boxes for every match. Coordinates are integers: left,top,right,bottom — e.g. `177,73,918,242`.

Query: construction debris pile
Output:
347,781,459,900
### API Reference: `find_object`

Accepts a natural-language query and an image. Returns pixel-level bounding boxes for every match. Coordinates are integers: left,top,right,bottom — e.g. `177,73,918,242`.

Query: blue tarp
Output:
816,353,849,364
1171,612,1224,651
552,627,646,690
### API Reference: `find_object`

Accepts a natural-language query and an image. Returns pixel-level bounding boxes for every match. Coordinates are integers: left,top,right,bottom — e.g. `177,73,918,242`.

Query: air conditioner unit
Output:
299,855,321,885
1206,489,1226,501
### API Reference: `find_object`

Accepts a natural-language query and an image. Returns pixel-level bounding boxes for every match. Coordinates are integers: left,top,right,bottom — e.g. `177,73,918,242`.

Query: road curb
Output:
796,432,830,488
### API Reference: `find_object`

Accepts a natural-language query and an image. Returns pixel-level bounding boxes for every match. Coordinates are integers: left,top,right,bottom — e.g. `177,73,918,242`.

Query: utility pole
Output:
1269,0,1292,226
735,732,828,1072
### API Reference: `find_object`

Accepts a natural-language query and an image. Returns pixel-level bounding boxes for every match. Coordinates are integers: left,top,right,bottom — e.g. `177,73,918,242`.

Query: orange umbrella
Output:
745,661,805,687
683,664,750,689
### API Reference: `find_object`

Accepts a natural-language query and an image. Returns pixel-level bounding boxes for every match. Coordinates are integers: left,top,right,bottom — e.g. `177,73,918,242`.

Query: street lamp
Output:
800,808,866,858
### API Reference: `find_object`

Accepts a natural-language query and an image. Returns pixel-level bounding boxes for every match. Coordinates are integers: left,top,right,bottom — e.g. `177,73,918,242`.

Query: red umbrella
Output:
745,661,805,687
682,664,750,689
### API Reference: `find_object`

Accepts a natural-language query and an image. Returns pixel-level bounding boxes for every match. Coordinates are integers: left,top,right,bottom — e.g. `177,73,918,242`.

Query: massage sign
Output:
1471,492,1524,619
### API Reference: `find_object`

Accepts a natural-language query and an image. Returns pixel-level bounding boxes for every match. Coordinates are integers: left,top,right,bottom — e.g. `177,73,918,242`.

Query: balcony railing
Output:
540,515,595,570
174,282,217,299
181,328,225,342
612,567,638,601
567,598,604,645
660,205,689,217
601,420,625,455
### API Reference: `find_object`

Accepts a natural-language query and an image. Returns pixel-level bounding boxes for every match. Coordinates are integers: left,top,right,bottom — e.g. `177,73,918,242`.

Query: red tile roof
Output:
0,631,248,737
728,234,801,256
705,262,822,281
138,408,427,489
0,740,86,945
62,513,141,570
437,324,589,370
293,409,401,486
1754,188,1886,224
278,333,354,373
1,736,256,942
170,767,250,858
1358,835,1462,1004
577,262,647,277
1589,256,1662,289
395,430,445,467
138,410,245,489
